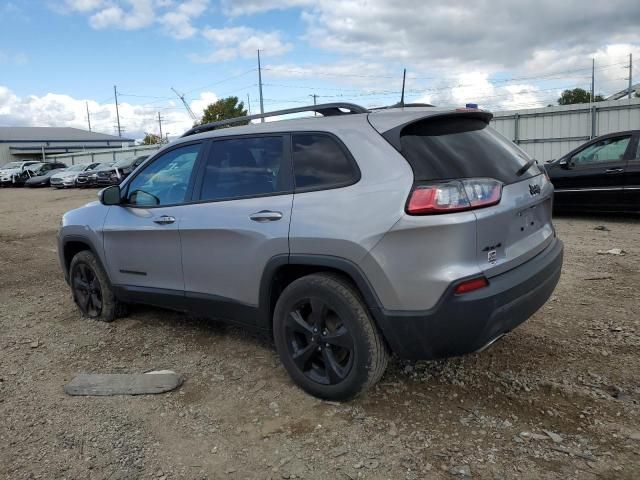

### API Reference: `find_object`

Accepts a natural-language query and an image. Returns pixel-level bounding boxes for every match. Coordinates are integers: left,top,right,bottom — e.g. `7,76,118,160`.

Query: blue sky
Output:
1,0,639,140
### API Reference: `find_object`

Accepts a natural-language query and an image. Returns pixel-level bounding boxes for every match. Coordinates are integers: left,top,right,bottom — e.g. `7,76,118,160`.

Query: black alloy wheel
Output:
285,297,355,385
273,273,389,401
72,262,103,317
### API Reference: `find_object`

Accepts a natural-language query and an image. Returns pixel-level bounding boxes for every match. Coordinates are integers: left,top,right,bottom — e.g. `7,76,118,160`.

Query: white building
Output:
0,127,133,165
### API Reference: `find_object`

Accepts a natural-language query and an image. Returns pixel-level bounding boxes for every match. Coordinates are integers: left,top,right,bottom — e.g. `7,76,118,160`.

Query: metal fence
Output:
47,144,161,165
491,98,640,161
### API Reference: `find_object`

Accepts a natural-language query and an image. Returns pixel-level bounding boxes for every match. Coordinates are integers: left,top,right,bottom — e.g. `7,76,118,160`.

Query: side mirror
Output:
559,158,571,169
99,185,122,205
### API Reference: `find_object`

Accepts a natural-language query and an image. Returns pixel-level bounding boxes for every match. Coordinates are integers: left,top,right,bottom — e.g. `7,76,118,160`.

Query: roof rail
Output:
182,102,368,137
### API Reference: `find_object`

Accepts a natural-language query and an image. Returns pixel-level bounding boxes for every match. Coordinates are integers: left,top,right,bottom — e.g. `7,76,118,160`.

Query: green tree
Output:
558,88,604,105
635,91,640,98
142,133,162,145
198,96,248,127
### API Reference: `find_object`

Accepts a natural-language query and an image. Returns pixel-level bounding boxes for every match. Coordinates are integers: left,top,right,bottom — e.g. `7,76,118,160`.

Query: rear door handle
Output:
153,215,176,225
249,210,283,222
605,168,624,174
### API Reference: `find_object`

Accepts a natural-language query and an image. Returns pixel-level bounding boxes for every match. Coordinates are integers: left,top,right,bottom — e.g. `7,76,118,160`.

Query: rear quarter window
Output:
398,117,540,184
292,133,360,191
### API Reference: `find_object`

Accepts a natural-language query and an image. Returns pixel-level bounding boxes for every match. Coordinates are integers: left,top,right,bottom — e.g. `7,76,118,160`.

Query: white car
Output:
50,162,100,188
0,161,41,185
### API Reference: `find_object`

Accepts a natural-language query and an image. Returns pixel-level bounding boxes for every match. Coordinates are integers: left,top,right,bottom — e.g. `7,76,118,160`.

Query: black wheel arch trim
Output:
60,235,109,286
258,254,386,331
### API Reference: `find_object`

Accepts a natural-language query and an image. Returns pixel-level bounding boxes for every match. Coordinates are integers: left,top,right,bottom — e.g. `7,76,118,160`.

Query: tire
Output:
69,250,121,322
273,273,388,401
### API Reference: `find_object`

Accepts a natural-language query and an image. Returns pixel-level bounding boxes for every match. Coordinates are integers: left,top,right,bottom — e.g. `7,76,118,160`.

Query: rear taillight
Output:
406,178,502,215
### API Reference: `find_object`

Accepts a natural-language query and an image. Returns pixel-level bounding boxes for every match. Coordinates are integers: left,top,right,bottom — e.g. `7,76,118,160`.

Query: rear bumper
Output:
376,238,563,360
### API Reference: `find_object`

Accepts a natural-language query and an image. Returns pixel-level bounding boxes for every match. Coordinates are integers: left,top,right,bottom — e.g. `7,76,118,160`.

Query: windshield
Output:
94,163,115,171
114,158,136,168
1,162,22,169
65,164,86,172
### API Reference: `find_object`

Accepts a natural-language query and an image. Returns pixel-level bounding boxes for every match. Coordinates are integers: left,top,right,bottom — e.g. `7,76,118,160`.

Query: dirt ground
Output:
0,187,638,480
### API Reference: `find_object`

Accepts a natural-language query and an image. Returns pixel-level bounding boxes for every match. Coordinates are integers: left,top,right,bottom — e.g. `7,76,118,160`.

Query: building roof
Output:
0,127,133,143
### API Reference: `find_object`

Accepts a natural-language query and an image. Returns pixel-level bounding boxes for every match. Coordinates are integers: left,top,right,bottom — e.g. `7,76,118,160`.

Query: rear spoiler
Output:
375,110,493,151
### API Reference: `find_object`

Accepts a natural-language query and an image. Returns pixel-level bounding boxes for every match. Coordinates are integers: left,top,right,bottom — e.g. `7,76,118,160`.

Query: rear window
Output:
398,117,539,184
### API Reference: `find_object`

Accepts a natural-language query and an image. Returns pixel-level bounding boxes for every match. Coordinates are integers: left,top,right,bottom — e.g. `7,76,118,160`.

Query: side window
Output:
198,136,289,201
636,137,640,160
571,136,630,166
126,143,201,206
292,134,359,190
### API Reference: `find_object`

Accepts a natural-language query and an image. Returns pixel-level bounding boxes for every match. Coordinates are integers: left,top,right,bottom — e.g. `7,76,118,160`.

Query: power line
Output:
184,68,256,94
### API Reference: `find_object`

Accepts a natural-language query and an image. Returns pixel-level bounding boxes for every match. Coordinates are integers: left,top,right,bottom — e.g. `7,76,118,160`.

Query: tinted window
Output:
292,134,358,190
571,136,630,166
199,136,288,201
398,117,540,184
126,143,200,206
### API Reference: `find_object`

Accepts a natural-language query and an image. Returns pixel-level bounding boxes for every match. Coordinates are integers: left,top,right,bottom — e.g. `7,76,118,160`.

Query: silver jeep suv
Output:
58,103,563,400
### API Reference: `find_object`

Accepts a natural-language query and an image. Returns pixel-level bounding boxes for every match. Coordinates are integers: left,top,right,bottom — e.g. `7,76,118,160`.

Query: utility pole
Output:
590,59,596,139
246,93,251,115
400,68,407,107
114,85,122,137
309,94,318,115
628,53,633,99
590,59,595,103
86,101,92,132
257,50,265,122
157,112,163,141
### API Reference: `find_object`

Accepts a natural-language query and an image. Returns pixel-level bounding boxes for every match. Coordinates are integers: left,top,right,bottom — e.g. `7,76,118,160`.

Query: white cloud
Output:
159,0,209,39
192,26,292,62
299,0,640,69
89,0,155,30
0,85,218,141
220,0,313,17
64,0,209,37
411,71,549,111
189,90,218,116
64,0,107,12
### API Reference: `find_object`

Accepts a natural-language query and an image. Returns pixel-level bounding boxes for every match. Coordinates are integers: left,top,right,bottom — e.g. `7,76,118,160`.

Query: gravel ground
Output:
0,187,639,480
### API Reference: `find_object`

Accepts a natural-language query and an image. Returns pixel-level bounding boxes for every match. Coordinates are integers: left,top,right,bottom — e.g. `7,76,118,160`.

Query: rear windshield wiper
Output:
516,159,537,177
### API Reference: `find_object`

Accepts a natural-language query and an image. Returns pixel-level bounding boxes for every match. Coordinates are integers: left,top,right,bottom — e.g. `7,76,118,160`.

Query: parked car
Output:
11,161,68,187
546,130,640,212
50,163,101,188
95,156,149,186
0,160,41,186
75,162,115,188
25,166,68,187
58,103,563,400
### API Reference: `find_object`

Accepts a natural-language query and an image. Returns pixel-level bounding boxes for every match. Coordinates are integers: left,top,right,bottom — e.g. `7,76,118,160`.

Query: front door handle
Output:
605,168,624,174
153,215,176,225
249,210,283,222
